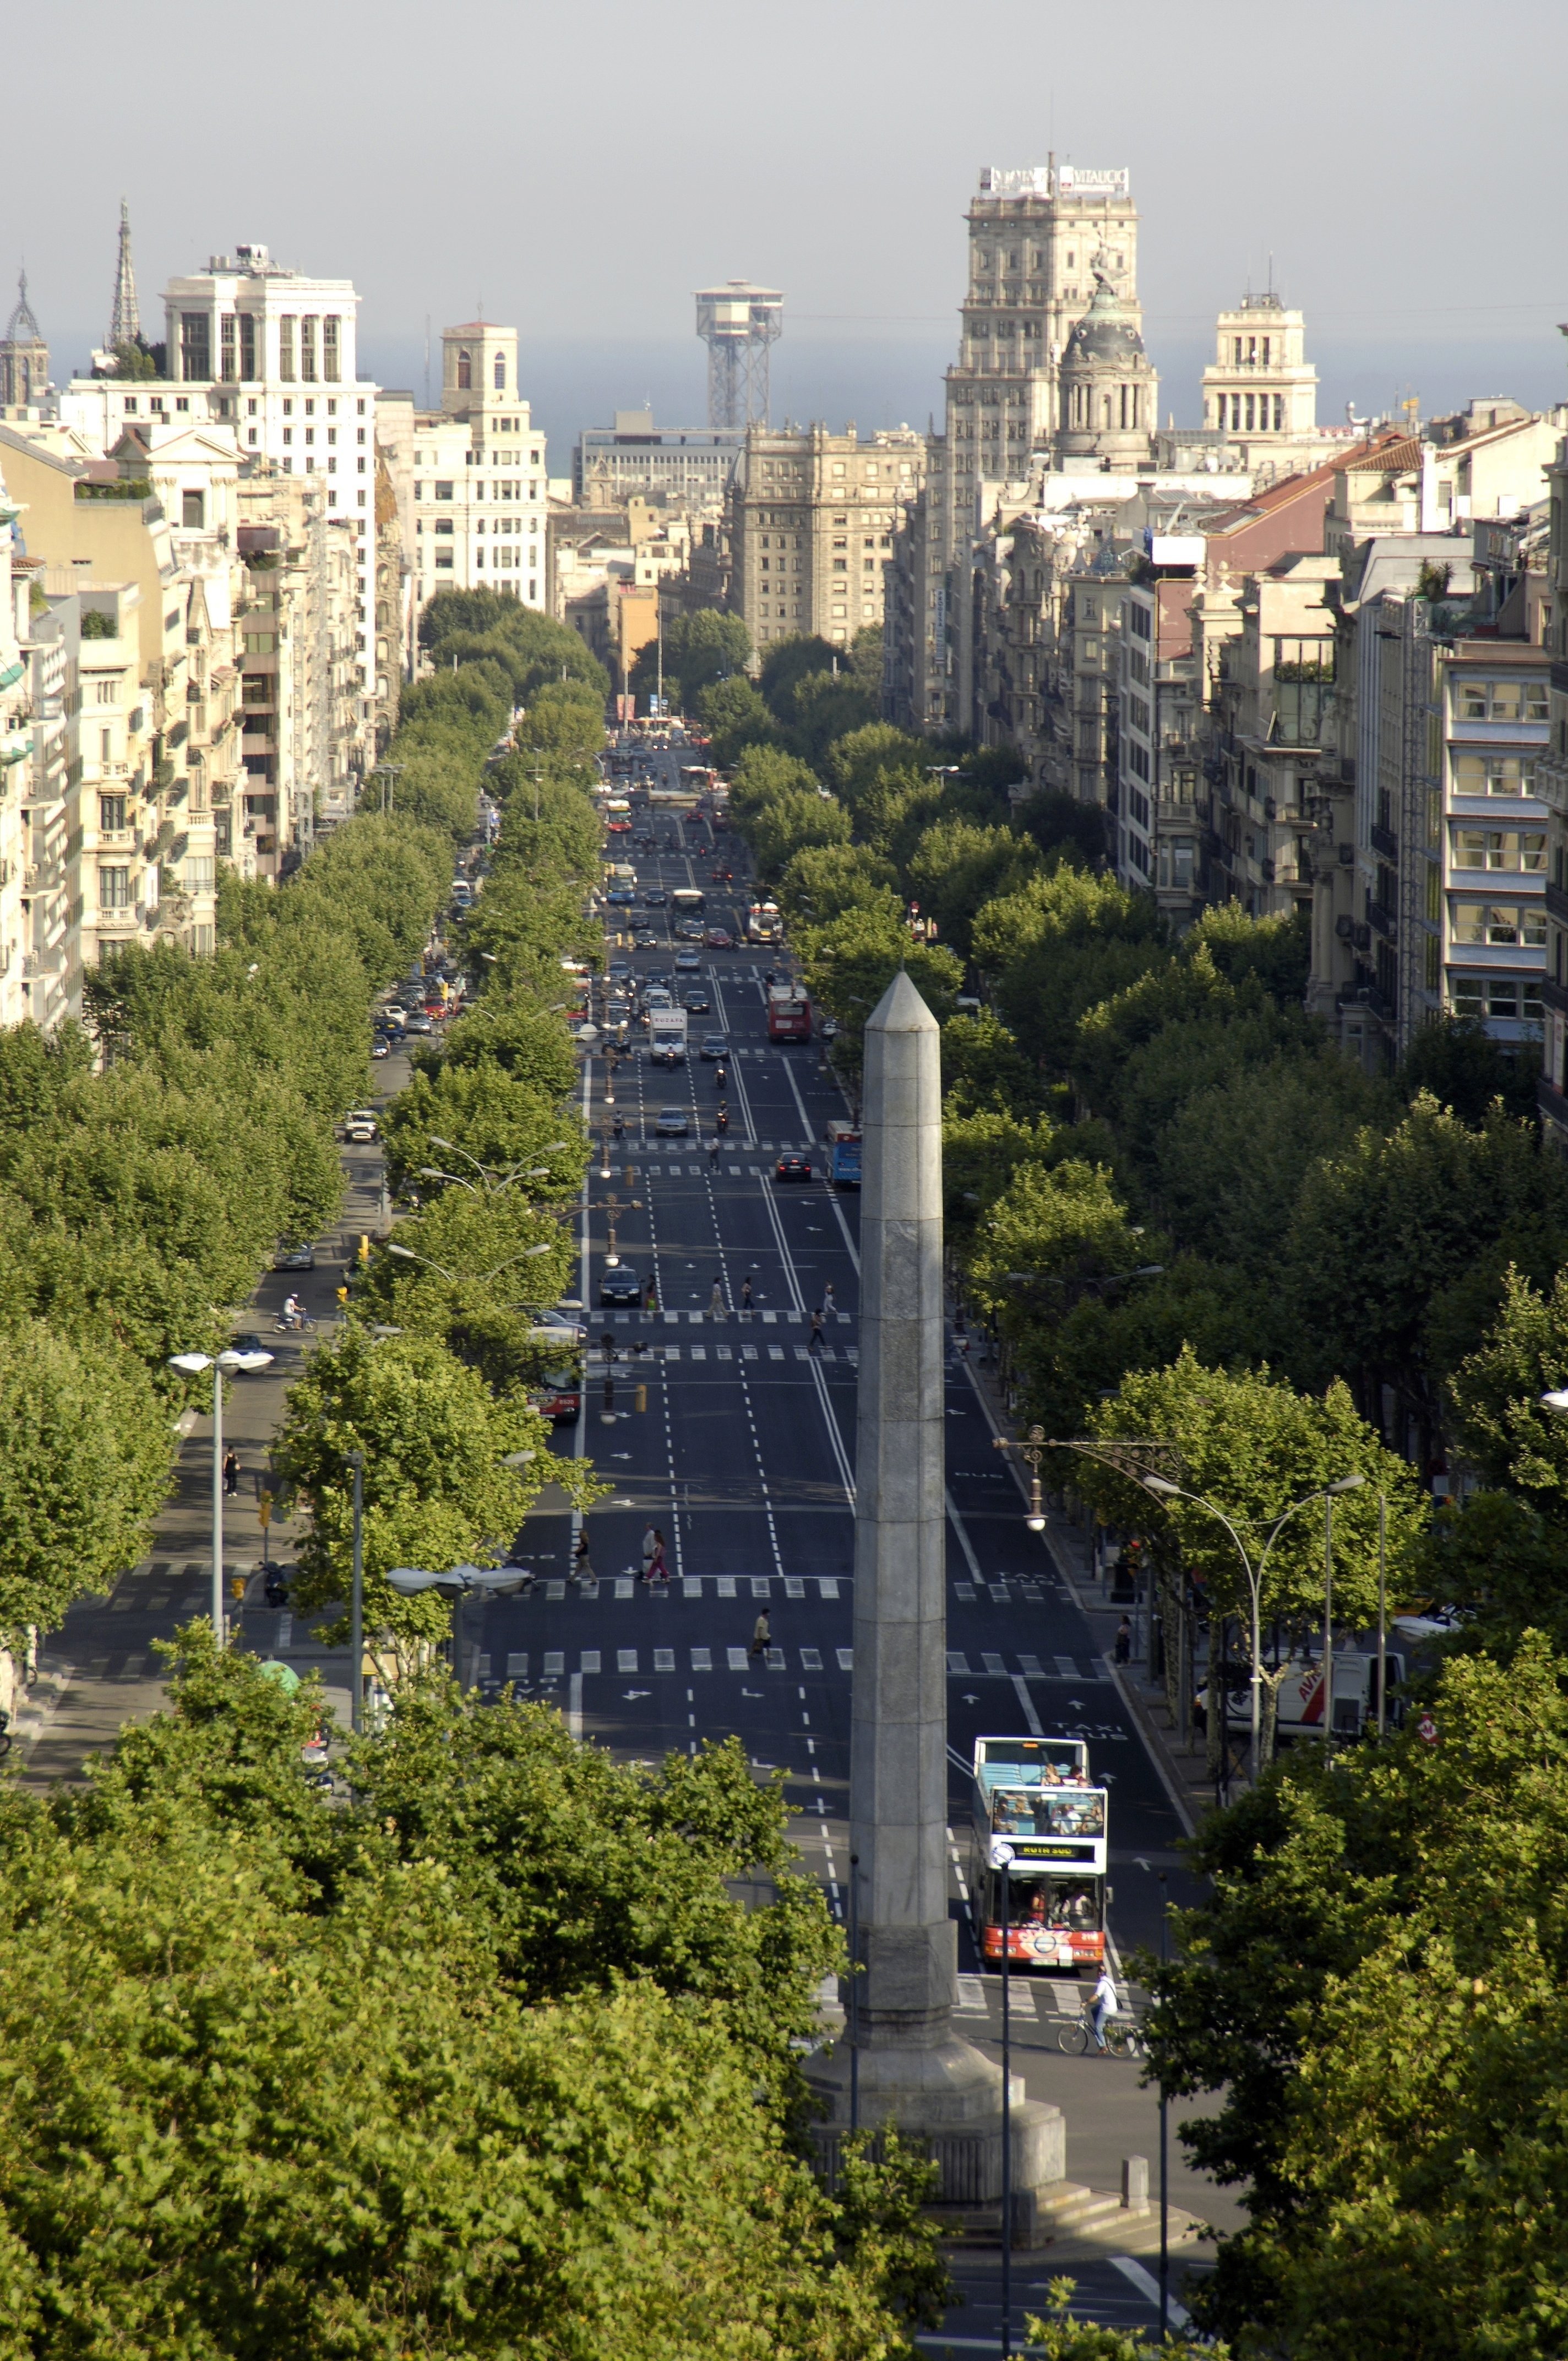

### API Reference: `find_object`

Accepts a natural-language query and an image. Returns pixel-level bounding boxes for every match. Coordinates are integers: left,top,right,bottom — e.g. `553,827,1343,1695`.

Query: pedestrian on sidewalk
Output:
808,1308,825,1353
822,1281,835,1319
640,1524,657,1582
222,1449,239,1498
1114,1615,1133,1666
648,1530,670,1585
710,1277,726,1320
1090,1965,1118,2055
741,1275,754,1313
749,1606,771,1662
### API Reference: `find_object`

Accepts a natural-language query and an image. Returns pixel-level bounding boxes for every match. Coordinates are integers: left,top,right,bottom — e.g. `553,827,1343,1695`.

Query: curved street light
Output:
168,1346,275,1641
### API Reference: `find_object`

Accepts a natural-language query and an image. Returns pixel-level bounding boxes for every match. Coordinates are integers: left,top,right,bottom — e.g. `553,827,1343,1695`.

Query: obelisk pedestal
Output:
805,972,1063,2204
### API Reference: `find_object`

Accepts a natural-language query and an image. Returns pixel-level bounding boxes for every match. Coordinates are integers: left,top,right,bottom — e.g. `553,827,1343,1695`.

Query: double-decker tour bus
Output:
767,983,813,1042
969,1734,1109,1973
825,1117,862,1187
746,899,782,943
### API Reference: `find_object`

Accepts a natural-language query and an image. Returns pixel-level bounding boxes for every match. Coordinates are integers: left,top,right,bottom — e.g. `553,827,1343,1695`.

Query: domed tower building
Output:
1054,261,1157,470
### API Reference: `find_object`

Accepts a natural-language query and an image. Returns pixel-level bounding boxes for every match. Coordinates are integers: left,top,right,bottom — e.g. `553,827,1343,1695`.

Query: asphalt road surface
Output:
477,758,1201,1979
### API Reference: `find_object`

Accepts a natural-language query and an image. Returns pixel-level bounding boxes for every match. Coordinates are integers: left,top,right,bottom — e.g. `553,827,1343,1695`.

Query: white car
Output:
343,1109,379,1144
383,1004,407,1029
527,1308,587,1348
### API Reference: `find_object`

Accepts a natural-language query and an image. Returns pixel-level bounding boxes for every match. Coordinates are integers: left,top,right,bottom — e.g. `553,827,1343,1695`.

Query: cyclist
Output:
1090,1965,1118,2057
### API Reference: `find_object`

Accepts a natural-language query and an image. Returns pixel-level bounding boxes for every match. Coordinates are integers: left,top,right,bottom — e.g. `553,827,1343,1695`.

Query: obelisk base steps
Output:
804,2034,1066,2205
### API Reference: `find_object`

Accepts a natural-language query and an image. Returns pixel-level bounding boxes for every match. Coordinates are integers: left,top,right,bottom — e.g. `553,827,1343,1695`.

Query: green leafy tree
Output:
1147,1636,1568,2359
785,671,879,769
1445,1261,1568,1505
967,1158,1148,1326
378,1059,584,1202
275,1330,580,1676
697,673,778,768
630,608,752,709
0,1324,170,1645
758,633,842,719
748,785,851,885
1014,790,1108,869
975,867,1167,1078
906,817,1041,959
1025,2278,1222,2359
796,910,962,1077
513,682,604,760
940,1008,1044,1118
822,722,930,815
437,997,579,1100
777,840,901,929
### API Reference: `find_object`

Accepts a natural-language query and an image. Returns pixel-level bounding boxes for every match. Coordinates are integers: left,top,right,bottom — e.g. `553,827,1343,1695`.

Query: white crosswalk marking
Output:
741,1344,758,1359
581,1650,601,1674
784,1577,804,1598
956,1975,988,2013
836,1647,854,1672
717,1576,736,1598
1018,1653,1043,1676
505,1651,528,1679
819,1577,840,1600
751,1577,771,1597
615,1577,634,1598
1054,1653,1079,1678
727,1646,748,1672
716,1345,732,1359
617,1649,638,1674
1049,1981,1084,2015
690,1346,706,1361
761,1310,777,1324
545,1579,565,1600
769,1346,785,1360
947,1652,970,1674
654,1649,674,1672
982,1652,1006,1674
682,1577,702,1598
801,1647,823,1670
543,1651,564,1677
691,1647,712,1671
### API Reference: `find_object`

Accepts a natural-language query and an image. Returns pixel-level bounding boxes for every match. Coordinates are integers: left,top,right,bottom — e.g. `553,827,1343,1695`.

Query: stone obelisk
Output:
807,971,1062,2204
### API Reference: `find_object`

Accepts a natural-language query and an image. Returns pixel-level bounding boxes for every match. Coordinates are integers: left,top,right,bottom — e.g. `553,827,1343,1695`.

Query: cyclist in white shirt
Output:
1090,1966,1118,2054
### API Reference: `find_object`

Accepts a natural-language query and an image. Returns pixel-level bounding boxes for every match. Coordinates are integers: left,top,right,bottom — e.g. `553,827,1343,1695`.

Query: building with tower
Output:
937,160,1141,726
380,321,546,621
110,198,140,346
695,284,783,431
726,423,924,651
1202,290,1316,443
1,275,49,411
1053,268,1158,469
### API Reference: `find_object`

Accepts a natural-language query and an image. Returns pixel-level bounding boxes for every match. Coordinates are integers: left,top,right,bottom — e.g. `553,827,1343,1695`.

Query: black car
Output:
774,1154,813,1183
643,889,668,907
683,990,711,1014
598,1264,643,1307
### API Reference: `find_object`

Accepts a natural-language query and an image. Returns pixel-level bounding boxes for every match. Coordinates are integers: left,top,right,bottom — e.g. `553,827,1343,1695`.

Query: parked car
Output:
343,1109,379,1143
774,1154,813,1183
598,1264,644,1307
371,1037,391,1059
406,1012,434,1035
383,1004,408,1028
274,1242,316,1272
656,1106,690,1137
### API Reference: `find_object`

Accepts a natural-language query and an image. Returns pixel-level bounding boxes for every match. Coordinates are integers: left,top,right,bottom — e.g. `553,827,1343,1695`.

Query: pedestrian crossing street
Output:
593,1309,852,1324
628,1155,830,1171
481,1616,1110,1685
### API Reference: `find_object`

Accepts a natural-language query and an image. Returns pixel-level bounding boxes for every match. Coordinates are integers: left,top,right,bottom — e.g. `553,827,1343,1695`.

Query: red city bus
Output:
766,984,812,1042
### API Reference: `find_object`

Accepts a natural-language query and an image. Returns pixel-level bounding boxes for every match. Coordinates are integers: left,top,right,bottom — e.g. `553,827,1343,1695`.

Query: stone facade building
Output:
727,424,924,652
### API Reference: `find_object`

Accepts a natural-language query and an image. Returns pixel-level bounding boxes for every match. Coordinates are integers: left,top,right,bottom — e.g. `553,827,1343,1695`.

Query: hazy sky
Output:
8,0,1567,451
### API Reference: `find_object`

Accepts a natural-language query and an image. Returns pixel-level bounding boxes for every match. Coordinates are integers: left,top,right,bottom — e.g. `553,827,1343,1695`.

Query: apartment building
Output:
727,423,924,651
0,465,31,1021
0,424,219,967
1536,432,1568,1149
387,324,546,622
60,243,380,741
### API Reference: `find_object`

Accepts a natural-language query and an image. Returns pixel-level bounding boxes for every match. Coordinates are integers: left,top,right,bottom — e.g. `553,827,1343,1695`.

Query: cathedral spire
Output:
109,198,140,349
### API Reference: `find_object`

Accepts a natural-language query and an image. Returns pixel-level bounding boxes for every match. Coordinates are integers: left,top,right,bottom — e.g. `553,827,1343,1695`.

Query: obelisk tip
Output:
866,967,938,1035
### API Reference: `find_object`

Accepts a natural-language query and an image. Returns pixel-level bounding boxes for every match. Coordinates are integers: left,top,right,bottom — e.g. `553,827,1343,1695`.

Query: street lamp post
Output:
168,1346,275,1641
384,1553,534,1691
999,1845,1014,2361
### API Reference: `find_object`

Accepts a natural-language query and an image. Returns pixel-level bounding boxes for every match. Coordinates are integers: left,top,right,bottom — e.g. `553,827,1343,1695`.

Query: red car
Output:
705,927,733,949
710,867,733,883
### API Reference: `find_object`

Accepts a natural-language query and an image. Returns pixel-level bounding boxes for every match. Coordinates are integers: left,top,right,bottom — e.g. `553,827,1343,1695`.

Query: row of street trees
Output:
721,635,1568,2353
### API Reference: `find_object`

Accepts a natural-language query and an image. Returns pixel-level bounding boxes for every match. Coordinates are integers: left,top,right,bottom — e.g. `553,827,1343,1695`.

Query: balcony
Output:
1370,822,1399,861
96,907,140,935
1367,901,1397,940
1547,879,1568,927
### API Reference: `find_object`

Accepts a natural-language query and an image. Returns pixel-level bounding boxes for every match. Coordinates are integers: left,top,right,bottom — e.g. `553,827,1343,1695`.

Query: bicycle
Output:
1057,2006,1140,2059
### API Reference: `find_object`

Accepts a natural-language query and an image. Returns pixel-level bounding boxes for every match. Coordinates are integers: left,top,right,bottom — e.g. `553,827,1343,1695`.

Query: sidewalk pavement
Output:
15,1059,409,1787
